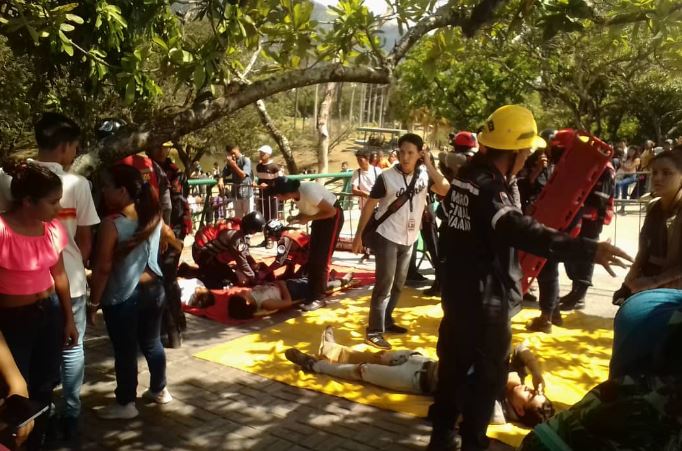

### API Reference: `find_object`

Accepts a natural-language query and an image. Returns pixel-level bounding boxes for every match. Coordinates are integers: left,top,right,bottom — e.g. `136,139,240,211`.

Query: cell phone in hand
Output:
0,395,48,430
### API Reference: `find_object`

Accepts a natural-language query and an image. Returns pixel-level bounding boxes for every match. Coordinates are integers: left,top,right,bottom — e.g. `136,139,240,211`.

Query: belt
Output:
419,360,435,394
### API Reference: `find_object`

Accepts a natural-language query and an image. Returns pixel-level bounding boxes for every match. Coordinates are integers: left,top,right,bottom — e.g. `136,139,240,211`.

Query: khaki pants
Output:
315,341,428,394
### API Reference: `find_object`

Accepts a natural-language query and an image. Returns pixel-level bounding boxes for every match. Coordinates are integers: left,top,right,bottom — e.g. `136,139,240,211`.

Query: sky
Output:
315,0,388,15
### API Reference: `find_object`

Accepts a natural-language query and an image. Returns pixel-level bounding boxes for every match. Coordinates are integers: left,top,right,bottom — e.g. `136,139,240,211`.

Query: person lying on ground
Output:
284,326,554,428
228,271,354,319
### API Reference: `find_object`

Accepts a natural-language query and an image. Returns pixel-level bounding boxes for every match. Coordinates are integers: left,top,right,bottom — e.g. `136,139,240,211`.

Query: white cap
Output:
258,145,273,155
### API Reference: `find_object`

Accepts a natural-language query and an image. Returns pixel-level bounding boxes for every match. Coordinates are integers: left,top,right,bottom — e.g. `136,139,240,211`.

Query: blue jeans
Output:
103,279,167,405
0,295,63,450
60,295,86,418
367,234,412,334
615,175,637,199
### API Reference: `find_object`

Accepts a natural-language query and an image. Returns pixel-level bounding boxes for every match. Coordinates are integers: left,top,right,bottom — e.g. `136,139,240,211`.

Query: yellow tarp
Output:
195,288,613,448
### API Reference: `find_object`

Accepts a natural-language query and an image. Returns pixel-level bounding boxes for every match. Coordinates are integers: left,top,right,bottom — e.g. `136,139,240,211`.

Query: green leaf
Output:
65,13,84,25
152,35,168,51
60,23,75,32
194,65,206,90
125,79,136,105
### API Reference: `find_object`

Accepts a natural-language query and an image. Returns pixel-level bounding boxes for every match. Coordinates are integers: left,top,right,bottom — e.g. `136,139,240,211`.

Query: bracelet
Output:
86,300,100,309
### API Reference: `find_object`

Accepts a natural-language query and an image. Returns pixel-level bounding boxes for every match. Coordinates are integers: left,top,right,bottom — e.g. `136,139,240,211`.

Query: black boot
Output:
424,279,441,296
559,284,588,311
426,427,461,451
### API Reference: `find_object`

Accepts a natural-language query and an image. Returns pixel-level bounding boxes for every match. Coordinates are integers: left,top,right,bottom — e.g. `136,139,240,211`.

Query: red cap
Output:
454,131,477,148
550,129,575,150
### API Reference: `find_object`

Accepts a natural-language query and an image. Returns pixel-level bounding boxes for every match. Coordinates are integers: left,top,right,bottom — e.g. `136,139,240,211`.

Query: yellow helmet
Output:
477,105,546,151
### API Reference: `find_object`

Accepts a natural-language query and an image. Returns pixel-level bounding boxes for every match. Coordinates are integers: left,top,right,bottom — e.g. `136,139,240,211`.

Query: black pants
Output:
430,302,511,451
537,259,560,315
0,296,63,451
305,206,344,302
565,218,604,287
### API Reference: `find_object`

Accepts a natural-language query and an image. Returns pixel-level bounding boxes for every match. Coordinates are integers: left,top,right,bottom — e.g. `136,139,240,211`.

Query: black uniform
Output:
431,161,597,450
565,164,615,288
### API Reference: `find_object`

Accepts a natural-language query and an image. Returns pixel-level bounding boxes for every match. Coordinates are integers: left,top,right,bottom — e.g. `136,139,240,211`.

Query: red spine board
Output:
520,131,613,293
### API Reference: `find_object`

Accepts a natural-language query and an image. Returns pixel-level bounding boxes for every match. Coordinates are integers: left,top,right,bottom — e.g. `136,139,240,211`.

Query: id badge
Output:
407,218,416,232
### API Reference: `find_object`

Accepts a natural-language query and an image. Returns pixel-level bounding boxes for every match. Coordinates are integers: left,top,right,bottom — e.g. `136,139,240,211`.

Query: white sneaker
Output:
96,402,139,420
143,387,173,404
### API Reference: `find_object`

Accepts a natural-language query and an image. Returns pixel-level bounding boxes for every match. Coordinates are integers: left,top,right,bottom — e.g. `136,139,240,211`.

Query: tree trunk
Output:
359,84,366,125
293,88,299,131
349,83,356,124
255,100,298,174
313,84,319,132
317,83,336,174
379,88,386,127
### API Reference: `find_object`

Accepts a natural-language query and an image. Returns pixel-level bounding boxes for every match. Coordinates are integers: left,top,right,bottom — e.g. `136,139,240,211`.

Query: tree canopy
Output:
1,0,680,172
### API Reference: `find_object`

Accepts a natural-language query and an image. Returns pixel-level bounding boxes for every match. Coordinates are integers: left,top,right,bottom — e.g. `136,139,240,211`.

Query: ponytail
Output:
105,164,161,259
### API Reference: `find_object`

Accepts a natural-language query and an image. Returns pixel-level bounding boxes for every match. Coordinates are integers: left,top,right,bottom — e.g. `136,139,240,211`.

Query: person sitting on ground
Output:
612,150,682,305
284,326,554,428
228,271,354,319
191,211,267,289
518,288,682,451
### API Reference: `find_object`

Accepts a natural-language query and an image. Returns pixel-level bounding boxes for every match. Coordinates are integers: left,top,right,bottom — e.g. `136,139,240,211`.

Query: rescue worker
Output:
560,149,616,310
191,211,266,289
428,105,632,451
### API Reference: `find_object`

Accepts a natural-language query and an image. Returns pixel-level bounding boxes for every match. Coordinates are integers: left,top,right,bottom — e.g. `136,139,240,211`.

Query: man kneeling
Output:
284,327,554,427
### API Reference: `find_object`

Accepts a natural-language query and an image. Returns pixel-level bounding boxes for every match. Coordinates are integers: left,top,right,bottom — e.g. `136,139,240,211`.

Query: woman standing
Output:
613,150,682,304
266,177,344,311
88,165,173,420
615,146,641,212
0,163,77,450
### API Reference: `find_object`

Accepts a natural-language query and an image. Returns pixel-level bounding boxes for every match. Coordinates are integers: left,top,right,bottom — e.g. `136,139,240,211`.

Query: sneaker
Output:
340,272,354,287
526,316,552,334
300,299,325,312
384,324,408,334
365,334,391,350
96,402,139,420
284,348,318,372
143,387,173,404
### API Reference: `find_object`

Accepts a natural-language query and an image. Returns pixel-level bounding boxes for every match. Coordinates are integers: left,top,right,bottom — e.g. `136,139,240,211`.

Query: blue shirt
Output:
101,216,163,306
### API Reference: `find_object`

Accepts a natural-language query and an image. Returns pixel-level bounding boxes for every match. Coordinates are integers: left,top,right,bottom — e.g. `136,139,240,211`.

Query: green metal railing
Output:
186,172,355,229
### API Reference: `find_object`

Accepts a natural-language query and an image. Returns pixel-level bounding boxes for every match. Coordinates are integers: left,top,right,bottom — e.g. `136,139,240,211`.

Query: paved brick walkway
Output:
62,214,641,450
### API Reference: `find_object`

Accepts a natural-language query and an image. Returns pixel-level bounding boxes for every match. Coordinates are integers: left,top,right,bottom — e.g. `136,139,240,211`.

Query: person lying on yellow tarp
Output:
284,326,554,427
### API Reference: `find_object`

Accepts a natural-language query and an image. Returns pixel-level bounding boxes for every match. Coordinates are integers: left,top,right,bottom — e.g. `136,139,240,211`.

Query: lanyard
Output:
401,172,414,213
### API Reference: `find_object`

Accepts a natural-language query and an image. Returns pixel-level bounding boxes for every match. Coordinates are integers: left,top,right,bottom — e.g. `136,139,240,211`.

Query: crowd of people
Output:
0,104,680,451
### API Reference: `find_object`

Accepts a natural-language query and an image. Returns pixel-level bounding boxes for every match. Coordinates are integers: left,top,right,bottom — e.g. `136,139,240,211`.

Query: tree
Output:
1,0,676,173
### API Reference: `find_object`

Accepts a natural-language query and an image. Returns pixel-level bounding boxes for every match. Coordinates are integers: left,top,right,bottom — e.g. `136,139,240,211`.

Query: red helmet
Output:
454,131,477,148
550,129,575,150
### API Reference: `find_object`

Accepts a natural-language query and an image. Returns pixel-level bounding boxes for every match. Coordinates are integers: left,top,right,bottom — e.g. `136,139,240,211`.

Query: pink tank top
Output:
0,215,68,295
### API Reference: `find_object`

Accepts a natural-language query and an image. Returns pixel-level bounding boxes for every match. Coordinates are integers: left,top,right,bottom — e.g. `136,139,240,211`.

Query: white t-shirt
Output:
0,160,100,297
178,277,206,305
369,165,429,246
351,166,380,209
296,182,337,216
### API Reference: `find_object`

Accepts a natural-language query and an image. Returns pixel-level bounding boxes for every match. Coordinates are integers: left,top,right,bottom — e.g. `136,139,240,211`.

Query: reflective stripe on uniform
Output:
491,206,520,229
593,191,610,199
451,178,480,195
